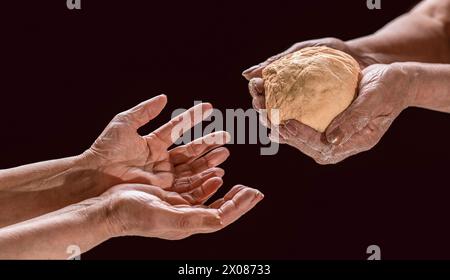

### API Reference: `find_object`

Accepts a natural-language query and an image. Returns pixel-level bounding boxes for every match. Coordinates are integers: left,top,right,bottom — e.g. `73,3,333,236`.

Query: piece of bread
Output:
263,46,361,132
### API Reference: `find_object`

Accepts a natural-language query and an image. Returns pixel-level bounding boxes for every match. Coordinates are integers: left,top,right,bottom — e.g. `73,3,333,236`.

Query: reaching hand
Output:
101,181,264,240
85,95,230,189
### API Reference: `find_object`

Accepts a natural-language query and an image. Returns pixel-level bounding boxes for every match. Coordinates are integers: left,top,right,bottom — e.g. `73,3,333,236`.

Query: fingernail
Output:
257,191,265,199
203,107,213,119
213,168,225,177
224,132,231,143
252,191,265,202
327,127,343,144
242,65,260,76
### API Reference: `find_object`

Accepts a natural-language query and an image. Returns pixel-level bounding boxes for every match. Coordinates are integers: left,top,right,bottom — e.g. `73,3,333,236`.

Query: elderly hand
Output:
0,95,231,228
0,94,265,258
101,182,264,240
0,178,263,259
242,38,381,112
84,95,231,190
243,61,416,164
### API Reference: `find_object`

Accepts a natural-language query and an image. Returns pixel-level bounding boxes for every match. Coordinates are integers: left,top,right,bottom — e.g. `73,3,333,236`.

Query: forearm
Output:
0,155,89,192
0,197,112,259
348,0,450,64
0,153,114,227
406,63,450,113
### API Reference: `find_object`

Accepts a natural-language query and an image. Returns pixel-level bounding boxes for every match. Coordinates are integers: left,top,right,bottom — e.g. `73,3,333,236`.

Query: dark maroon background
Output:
1,0,450,259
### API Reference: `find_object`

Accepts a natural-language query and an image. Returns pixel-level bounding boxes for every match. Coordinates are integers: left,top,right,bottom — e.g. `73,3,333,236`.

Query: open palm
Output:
86,95,230,191
101,180,264,240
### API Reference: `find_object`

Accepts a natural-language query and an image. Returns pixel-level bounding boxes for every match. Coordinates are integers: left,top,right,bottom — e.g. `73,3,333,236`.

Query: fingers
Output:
170,185,264,237
323,115,394,164
104,183,190,205
180,177,224,205
273,120,336,164
164,208,223,238
259,109,273,128
242,38,347,80
149,103,213,148
209,184,246,208
169,131,231,165
279,120,329,152
248,78,265,99
154,185,264,239
188,147,230,173
115,94,168,129
214,185,264,227
325,98,371,145
175,147,230,177
242,44,303,80
324,64,390,145
172,167,225,193
249,78,266,111
275,116,387,165
241,51,291,80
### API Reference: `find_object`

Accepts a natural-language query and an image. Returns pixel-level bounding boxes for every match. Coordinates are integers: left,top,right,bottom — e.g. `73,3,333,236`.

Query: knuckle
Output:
323,37,341,45
113,112,131,123
107,122,125,132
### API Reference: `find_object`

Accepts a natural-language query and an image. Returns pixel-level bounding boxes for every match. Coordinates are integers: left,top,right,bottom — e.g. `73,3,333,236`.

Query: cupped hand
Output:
101,179,264,240
84,95,231,189
246,63,415,164
242,37,380,112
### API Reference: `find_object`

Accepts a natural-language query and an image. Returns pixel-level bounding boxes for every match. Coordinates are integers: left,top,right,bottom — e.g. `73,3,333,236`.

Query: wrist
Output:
346,36,387,67
78,149,104,172
389,62,422,109
398,62,450,112
77,196,118,243
99,193,133,238
77,150,121,195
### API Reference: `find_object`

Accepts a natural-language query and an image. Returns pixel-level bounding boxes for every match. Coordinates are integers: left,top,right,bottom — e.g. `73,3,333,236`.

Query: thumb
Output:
120,94,168,129
241,56,278,81
242,44,303,80
242,37,346,80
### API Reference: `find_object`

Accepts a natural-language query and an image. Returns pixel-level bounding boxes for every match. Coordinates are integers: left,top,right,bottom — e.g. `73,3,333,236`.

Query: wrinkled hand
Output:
102,180,264,240
242,37,379,111
84,95,230,189
244,61,415,164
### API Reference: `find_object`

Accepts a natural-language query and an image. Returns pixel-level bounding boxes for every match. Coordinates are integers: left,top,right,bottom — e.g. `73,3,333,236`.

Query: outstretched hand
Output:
102,181,264,240
85,95,231,189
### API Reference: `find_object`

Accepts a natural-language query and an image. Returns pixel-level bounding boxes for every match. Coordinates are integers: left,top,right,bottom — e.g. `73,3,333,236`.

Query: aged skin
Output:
243,0,450,164
0,95,264,259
